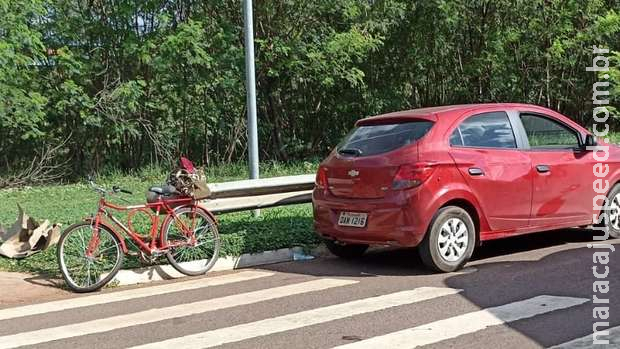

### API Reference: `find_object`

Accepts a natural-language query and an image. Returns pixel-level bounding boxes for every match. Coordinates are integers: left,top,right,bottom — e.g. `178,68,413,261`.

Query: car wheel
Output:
419,206,476,272
601,185,620,239
324,239,368,259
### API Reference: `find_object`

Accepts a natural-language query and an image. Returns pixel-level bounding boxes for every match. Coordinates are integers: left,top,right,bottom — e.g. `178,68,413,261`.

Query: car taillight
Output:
315,166,328,189
392,162,436,190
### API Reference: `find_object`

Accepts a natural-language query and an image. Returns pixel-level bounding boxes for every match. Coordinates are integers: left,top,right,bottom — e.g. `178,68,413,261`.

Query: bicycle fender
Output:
162,204,218,226
159,204,219,244
195,204,218,225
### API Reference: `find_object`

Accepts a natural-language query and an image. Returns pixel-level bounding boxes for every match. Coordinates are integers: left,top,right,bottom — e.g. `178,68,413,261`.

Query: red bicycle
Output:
57,179,220,292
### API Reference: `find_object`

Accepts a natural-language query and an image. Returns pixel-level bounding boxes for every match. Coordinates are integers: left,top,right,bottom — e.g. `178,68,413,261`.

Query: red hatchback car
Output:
313,103,620,272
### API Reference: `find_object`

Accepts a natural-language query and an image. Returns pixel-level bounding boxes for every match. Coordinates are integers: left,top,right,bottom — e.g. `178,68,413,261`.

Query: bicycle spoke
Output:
78,230,87,253
164,208,220,275
59,224,122,291
86,263,92,286
95,244,117,256
68,263,86,276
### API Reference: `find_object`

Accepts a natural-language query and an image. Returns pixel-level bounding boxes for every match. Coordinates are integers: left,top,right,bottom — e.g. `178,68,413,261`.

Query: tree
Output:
0,0,618,182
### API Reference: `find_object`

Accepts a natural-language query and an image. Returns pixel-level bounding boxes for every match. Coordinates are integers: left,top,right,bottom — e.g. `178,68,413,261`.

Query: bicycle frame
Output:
86,195,200,256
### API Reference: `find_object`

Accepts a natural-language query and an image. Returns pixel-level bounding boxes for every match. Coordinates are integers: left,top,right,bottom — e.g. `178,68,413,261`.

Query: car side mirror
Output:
582,134,597,149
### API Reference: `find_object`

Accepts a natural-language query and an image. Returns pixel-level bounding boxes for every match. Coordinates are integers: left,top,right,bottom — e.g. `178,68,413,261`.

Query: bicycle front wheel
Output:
163,207,220,276
57,223,124,292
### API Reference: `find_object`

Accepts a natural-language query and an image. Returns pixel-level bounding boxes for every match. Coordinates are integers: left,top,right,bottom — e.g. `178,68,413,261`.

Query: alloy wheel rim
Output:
437,218,468,263
609,194,620,230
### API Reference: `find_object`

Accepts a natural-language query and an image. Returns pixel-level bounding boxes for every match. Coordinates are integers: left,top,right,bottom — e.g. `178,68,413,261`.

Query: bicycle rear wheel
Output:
57,223,124,292
162,206,220,276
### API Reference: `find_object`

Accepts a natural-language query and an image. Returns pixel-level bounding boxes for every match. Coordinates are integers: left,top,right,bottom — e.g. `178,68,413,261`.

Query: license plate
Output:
338,212,368,228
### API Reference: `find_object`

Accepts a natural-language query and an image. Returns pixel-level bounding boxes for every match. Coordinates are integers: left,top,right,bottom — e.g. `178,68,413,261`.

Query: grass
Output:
0,161,320,276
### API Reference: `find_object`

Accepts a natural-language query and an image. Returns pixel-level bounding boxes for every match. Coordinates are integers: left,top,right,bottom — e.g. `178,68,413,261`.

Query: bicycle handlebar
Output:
88,179,107,195
112,186,133,195
87,178,132,196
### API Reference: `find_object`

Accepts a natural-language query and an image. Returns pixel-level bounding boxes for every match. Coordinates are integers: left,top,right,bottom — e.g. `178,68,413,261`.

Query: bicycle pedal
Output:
127,251,140,256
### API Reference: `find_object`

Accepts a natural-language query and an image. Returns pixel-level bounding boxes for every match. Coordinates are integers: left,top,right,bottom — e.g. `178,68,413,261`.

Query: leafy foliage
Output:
0,0,619,178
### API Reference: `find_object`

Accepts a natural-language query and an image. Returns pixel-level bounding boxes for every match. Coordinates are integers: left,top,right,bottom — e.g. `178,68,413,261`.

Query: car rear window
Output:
337,121,433,157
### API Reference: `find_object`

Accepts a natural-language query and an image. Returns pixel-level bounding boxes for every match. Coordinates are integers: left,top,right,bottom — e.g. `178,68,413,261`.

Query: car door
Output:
449,111,533,232
515,112,594,227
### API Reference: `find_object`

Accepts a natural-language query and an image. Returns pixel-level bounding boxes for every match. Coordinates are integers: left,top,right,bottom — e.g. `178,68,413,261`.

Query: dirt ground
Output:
0,272,69,308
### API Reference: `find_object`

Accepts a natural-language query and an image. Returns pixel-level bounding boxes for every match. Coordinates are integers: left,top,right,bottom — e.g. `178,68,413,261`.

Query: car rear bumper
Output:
312,188,427,247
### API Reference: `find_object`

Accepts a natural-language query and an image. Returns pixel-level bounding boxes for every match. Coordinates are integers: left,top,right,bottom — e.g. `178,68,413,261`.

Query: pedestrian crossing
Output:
0,278,356,349
332,295,588,349
129,287,462,349
0,269,597,349
0,270,272,321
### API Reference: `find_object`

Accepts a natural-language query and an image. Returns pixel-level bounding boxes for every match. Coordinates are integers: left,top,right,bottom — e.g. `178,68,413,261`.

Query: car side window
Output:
519,113,580,149
451,112,517,149
449,128,463,146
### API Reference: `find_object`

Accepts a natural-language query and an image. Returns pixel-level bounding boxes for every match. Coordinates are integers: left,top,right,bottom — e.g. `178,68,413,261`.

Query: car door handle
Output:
468,167,484,176
536,165,550,173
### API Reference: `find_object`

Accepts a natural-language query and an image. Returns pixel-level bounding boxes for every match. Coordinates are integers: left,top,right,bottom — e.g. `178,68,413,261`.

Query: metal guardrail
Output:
199,174,315,214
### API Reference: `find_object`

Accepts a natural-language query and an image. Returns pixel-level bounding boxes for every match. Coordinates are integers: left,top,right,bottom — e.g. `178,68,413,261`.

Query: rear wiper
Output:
338,148,362,156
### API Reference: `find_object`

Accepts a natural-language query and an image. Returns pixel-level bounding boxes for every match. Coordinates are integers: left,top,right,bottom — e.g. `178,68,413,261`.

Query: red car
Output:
313,103,620,272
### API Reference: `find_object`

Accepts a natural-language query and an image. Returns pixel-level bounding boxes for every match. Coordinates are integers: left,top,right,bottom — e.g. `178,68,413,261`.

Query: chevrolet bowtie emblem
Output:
348,169,360,177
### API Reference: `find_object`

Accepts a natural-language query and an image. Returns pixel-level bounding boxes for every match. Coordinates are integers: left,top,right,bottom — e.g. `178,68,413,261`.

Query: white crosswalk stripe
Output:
0,278,357,349
0,270,272,322
332,295,589,349
0,266,595,349
548,325,620,348
128,286,462,349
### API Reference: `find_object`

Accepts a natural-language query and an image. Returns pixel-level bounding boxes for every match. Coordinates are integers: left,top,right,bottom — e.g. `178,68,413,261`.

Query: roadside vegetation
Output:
2,1,619,187
0,161,319,276
1,0,619,276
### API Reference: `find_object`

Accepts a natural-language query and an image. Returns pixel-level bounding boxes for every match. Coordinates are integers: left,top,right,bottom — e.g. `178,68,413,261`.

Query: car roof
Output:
356,103,557,126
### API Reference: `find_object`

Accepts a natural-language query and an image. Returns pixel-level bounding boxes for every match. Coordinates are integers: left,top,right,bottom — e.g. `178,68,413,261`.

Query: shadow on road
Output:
263,228,596,278
470,228,595,260
262,228,619,347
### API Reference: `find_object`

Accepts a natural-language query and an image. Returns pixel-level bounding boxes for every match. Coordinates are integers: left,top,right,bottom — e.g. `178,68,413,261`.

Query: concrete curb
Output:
111,246,324,286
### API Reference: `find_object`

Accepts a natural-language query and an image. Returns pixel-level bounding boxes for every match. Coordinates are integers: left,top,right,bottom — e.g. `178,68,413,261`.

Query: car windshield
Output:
337,121,434,157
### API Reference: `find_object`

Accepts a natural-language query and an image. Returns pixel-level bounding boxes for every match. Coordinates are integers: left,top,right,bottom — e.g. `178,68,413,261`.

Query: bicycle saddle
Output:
148,184,178,196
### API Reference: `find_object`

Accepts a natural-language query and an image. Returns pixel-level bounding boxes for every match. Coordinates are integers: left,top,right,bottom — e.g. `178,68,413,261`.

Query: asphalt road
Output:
0,228,618,349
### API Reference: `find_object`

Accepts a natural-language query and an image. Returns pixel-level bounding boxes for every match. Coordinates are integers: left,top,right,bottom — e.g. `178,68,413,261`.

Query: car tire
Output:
599,185,620,239
419,206,476,272
324,239,368,259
